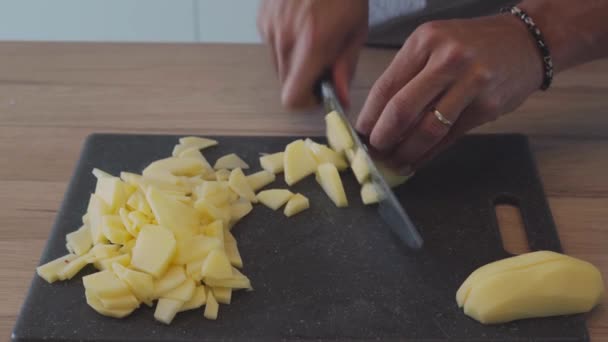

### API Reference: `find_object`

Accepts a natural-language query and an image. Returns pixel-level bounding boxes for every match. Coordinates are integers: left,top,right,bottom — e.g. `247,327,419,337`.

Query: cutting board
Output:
13,133,589,341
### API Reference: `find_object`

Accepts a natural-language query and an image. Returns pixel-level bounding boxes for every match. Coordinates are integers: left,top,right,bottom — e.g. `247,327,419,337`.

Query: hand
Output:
257,0,368,109
356,15,544,174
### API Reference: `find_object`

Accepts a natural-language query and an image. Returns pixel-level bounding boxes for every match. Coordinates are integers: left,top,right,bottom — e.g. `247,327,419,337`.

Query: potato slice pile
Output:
36,111,408,325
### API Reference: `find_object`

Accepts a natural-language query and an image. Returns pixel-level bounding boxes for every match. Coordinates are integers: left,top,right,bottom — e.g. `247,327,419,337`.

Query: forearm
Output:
520,0,608,72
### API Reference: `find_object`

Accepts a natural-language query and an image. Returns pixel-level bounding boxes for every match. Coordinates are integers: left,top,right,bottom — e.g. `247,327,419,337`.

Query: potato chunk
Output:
85,290,136,319
178,136,218,150
305,138,348,171
259,152,284,174
131,225,176,278
201,249,233,280
179,285,207,312
164,278,196,302
246,170,276,191
325,110,354,152
350,148,370,184
228,168,257,203
212,287,232,304
283,193,310,217
112,263,155,304
153,265,187,298
257,189,294,210
146,187,198,241
36,254,78,283
214,153,249,170
316,163,348,207
95,176,129,213
155,298,184,325
284,140,317,185
360,182,379,205
66,225,93,256
83,270,132,298
101,215,131,244
204,290,219,320
87,194,111,244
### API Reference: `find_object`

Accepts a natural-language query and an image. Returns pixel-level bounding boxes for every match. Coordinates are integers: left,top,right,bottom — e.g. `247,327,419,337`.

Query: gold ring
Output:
433,109,452,127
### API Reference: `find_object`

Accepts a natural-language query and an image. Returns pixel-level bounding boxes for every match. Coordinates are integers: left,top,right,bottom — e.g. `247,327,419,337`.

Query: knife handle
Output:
313,68,334,103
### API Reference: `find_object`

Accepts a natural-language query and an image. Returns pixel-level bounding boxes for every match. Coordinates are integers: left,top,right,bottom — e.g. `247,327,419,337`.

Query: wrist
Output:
498,11,546,91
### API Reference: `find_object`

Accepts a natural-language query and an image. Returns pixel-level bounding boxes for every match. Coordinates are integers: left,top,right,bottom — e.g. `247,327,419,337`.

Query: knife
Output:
318,78,424,251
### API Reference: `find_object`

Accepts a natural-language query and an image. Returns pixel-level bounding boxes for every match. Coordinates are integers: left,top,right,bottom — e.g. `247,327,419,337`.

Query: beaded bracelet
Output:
501,6,554,90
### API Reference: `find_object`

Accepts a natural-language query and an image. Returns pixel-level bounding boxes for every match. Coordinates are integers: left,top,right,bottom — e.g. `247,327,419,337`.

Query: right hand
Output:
257,0,368,109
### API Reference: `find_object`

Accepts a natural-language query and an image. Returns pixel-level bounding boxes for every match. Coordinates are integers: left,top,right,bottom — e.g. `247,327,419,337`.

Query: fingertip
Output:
355,115,372,135
369,127,392,152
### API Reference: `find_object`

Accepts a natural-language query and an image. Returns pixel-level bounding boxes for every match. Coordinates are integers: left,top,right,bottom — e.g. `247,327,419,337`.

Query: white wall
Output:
0,0,262,43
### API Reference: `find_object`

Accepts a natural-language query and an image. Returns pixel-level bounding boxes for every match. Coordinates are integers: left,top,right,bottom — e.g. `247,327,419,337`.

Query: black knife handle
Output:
313,68,334,103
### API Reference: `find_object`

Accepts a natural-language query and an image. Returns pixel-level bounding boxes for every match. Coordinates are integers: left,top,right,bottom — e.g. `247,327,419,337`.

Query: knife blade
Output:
319,79,423,251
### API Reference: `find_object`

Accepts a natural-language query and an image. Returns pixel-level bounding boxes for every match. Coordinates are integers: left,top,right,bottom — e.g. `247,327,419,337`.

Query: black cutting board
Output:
13,133,589,342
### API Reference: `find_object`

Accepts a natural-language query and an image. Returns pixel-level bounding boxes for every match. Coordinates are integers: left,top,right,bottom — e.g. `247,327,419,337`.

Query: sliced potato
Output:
95,176,129,213
360,182,379,205
101,215,131,244
351,148,370,184
85,290,135,319
246,170,276,191
305,138,348,171
66,225,93,256
36,254,78,283
98,293,140,311
257,189,294,210
316,163,348,207
376,162,410,188
131,225,176,278
112,263,155,304
225,241,243,268
92,168,113,179
212,287,232,304
214,153,249,170
173,235,222,265
153,265,187,298
259,152,284,174
230,199,253,224
284,139,317,185
201,249,233,280
186,259,205,282
164,278,196,302
58,253,92,280
215,169,231,181
94,253,130,271
179,285,207,312
87,194,111,244
146,187,198,241
83,270,132,298
204,267,252,290
228,168,258,203
283,193,310,217
195,199,231,226
90,243,120,260
325,110,354,152
179,136,218,150
155,298,184,325
204,290,219,320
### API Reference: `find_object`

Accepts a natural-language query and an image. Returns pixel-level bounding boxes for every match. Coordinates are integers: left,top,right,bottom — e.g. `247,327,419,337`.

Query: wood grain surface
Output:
0,42,606,340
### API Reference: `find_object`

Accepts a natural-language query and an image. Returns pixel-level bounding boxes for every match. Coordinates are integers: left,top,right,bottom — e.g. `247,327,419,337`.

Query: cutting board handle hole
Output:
494,198,531,255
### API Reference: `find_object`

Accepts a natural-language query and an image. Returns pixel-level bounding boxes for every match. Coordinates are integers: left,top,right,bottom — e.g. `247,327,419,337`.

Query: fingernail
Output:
370,134,392,152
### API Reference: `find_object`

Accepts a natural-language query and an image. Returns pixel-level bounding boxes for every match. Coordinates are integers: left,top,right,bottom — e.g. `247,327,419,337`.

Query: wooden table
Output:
0,42,606,340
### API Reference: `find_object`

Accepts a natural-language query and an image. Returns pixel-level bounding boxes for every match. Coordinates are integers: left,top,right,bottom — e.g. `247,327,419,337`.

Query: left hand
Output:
356,14,544,174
